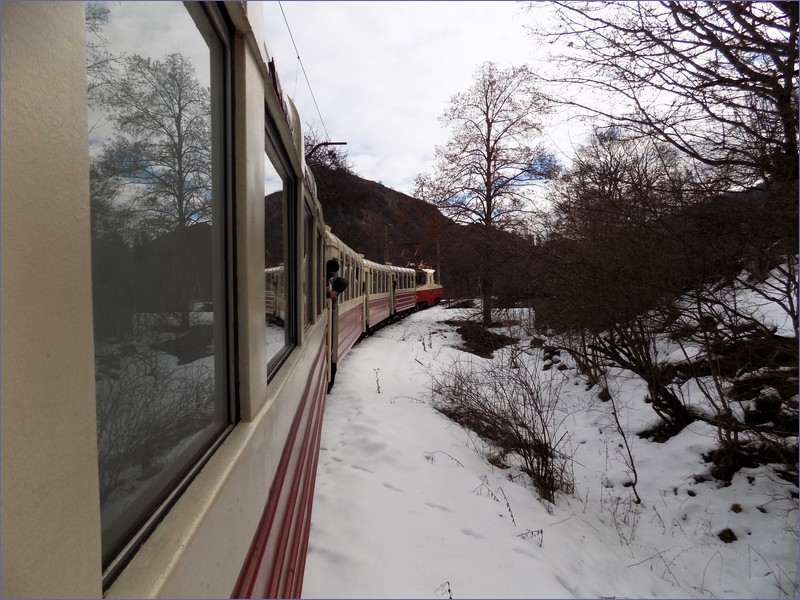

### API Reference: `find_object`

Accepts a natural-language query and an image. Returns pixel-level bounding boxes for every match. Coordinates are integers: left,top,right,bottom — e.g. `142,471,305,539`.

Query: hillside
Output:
311,164,450,265
310,164,529,301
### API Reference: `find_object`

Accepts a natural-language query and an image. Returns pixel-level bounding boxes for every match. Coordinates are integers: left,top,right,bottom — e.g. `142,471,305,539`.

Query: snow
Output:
302,306,798,599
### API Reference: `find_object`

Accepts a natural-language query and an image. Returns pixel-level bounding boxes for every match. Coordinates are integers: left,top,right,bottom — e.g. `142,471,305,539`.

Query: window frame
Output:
264,113,297,376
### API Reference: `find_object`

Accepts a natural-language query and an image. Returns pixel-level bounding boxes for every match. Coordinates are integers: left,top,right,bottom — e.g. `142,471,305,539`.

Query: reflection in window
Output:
317,231,325,317
304,206,314,326
264,147,292,367
86,1,231,571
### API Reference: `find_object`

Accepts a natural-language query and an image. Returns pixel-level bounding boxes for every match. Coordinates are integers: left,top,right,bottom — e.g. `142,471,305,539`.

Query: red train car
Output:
413,265,444,308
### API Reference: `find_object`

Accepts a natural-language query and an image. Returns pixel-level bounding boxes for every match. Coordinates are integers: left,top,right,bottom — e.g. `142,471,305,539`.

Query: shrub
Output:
430,347,574,503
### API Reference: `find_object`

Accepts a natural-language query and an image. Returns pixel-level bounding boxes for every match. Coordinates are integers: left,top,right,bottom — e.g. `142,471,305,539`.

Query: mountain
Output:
310,164,492,300
311,165,447,262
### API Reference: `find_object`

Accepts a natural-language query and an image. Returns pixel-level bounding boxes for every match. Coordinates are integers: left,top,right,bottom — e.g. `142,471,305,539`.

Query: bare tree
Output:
304,125,353,174
552,127,701,240
415,61,558,325
532,1,798,189
540,128,699,333
415,62,557,227
98,53,212,235
85,3,121,109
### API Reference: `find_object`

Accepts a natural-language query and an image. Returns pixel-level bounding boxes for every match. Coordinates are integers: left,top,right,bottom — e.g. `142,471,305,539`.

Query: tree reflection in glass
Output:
86,1,228,564
264,154,288,366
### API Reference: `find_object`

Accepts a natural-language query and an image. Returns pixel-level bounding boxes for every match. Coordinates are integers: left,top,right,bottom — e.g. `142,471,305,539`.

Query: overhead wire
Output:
278,1,331,140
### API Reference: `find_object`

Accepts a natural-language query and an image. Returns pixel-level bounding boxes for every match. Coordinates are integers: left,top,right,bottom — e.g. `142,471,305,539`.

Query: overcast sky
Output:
261,1,586,196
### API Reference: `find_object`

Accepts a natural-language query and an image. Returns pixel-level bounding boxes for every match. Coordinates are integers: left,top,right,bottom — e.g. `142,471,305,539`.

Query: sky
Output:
300,300,799,599
261,1,583,196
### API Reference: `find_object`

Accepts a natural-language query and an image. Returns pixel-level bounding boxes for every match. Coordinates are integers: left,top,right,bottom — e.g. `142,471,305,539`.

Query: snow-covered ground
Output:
302,305,798,599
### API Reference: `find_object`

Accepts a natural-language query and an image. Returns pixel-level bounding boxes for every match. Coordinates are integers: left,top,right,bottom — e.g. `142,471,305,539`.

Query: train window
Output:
264,130,295,368
317,230,324,317
304,204,314,326
345,259,351,302
342,259,348,302
86,1,233,580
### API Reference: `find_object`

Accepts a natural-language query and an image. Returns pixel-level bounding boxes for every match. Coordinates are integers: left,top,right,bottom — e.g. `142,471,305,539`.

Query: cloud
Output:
262,1,570,195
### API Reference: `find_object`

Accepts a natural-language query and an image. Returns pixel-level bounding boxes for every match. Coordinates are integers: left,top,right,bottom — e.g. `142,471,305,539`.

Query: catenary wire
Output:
278,1,332,140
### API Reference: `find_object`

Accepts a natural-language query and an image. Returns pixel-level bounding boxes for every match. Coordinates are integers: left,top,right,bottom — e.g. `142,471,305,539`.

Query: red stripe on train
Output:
232,336,328,599
337,303,362,361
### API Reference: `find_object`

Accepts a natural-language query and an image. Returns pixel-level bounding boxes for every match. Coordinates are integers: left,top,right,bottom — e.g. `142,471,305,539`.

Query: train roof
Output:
362,258,415,274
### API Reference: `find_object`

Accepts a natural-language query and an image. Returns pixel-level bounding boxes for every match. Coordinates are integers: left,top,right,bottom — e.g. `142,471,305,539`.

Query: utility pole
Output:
384,225,389,264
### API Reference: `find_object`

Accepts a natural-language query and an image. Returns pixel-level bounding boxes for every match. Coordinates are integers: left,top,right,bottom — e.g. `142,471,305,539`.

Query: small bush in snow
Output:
430,346,574,504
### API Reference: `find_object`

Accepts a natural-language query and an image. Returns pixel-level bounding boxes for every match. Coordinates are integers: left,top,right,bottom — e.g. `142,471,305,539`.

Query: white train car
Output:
4,3,328,597
324,229,365,375
2,3,445,597
363,260,417,329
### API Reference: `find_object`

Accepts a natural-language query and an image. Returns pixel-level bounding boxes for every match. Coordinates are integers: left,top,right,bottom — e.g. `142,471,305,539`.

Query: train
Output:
2,2,442,598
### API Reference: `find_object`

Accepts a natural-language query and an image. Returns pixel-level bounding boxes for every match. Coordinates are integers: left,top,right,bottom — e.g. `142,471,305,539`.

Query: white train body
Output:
2,3,443,597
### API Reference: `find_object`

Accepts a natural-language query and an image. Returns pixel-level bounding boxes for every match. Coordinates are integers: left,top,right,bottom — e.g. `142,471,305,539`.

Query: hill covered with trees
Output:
309,161,529,302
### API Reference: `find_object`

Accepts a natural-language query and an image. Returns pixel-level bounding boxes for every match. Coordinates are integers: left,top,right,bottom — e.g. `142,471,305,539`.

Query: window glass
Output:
339,254,350,302
317,230,324,316
346,260,351,302
304,205,313,325
87,1,231,571
264,146,291,366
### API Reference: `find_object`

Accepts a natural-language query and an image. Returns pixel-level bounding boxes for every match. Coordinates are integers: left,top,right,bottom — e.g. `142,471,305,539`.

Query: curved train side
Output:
2,2,441,598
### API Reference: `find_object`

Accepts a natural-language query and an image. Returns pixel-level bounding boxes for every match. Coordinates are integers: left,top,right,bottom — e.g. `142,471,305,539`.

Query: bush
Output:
430,347,574,504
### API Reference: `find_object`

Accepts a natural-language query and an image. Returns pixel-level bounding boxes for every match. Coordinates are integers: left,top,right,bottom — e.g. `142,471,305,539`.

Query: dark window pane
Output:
264,152,289,365
304,206,314,325
317,231,324,316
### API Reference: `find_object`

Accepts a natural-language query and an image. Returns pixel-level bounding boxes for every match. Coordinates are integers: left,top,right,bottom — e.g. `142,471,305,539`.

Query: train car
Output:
4,3,329,597
391,264,418,317
1,3,444,598
363,259,391,329
362,260,416,331
412,264,444,308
